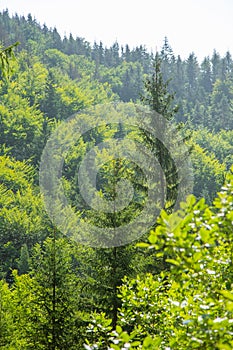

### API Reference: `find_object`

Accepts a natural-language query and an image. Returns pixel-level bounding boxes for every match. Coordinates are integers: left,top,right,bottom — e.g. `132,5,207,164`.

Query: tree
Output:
25,236,82,349
209,78,233,131
161,37,175,63
0,90,45,163
160,36,175,83
190,143,225,203
58,107,149,330
192,128,233,170
185,52,199,93
211,50,222,82
141,53,180,211
113,61,144,101
199,56,212,94
0,155,48,281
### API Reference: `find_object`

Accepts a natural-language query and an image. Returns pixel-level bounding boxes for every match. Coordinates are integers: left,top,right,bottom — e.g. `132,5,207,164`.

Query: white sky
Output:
1,0,233,60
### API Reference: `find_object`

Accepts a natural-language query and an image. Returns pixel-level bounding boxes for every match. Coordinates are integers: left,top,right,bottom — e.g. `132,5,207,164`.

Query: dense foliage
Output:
0,10,233,349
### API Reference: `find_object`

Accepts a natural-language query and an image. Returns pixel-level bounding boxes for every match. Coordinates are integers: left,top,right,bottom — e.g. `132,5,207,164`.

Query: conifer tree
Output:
141,53,180,211
29,234,81,349
82,122,147,329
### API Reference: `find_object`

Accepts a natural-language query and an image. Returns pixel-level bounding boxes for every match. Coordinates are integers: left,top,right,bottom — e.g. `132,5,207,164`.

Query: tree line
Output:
1,9,233,131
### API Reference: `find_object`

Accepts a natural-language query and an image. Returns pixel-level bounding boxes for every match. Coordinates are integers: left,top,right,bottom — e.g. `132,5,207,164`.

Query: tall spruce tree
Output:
82,122,148,329
141,53,180,211
29,234,81,349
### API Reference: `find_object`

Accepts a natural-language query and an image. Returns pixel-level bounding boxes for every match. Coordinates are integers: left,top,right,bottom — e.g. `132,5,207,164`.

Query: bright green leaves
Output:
145,194,220,275
118,273,168,338
0,92,45,163
0,42,19,79
0,156,47,280
85,312,162,350
190,143,226,203
0,279,14,347
130,171,233,348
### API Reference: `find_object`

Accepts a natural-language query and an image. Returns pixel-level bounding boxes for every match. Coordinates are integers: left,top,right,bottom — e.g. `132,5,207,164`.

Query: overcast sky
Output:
1,0,233,60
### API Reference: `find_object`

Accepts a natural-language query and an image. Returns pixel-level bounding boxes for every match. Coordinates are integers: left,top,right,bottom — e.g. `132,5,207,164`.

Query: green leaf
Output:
131,341,141,346
219,290,233,301
217,343,232,350
200,228,210,242
136,242,150,248
148,233,157,244
116,325,122,334
143,336,153,347
166,259,180,266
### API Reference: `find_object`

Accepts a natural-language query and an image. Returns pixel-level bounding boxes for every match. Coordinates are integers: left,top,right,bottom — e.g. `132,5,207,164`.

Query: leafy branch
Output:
0,42,19,78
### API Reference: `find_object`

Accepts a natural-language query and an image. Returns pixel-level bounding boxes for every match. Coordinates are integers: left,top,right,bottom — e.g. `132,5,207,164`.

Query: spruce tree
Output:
141,53,180,211
84,122,147,329
28,234,81,349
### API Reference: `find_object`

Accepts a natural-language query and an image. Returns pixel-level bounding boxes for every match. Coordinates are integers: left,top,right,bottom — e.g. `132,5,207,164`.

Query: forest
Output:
0,9,233,349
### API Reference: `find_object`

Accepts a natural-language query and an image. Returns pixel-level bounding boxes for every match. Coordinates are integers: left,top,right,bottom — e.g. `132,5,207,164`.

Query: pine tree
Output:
141,53,180,211
161,36,175,63
160,37,175,83
29,234,81,349
142,53,178,118
83,122,147,329
185,53,199,104
211,50,222,82
199,57,212,94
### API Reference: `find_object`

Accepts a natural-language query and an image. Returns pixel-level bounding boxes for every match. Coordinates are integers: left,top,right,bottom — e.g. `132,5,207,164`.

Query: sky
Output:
1,0,233,60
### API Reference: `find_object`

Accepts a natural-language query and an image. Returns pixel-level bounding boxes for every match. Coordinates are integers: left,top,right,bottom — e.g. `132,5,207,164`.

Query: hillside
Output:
0,10,233,349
